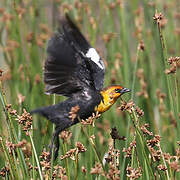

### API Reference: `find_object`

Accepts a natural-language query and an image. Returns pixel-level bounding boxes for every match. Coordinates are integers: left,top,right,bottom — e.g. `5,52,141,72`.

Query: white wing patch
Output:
86,48,104,69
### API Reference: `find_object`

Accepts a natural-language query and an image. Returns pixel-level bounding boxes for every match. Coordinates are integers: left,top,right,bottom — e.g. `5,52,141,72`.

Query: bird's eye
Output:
115,89,120,93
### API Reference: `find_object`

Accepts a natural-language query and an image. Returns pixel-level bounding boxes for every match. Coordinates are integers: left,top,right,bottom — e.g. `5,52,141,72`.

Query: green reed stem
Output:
29,132,43,180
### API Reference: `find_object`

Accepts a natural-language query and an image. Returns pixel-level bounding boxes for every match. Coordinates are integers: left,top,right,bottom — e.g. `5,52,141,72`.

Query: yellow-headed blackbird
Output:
31,15,130,159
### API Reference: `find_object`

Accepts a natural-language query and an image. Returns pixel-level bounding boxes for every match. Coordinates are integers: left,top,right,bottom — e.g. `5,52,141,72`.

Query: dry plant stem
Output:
130,107,170,180
128,110,143,174
175,75,179,123
130,136,136,168
62,143,70,180
32,150,35,180
11,151,21,179
121,44,140,178
131,45,140,100
50,145,55,178
88,124,93,168
29,131,43,180
121,116,131,178
32,145,35,180
81,126,106,173
0,138,15,179
0,84,28,177
1,134,21,179
158,144,170,180
50,94,56,179
31,104,35,179
0,84,16,142
156,14,179,133
135,147,142,173
0,42,11,66
74,153,79,180
128,107,153,176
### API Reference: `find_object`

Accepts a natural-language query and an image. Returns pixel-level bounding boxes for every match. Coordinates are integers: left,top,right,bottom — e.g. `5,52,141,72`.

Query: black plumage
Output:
32,91,102,159
44,15,105,96
31,14,105,159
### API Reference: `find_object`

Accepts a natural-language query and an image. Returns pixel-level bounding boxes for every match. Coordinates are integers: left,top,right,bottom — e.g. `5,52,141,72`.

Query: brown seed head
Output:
17,93,25,105
147,135,161,147
74,1,82,9
69,105,80,121
157,164,167,171
16,6,26,19
60,130,72,143
0,8,5,14
89,16,96,30
6,141,16,155
165,64,177,74
153,12,163,22
116,0,123,8
81,166,87,173
76,142,87,153
60,148,76,160
126,166,142,179
9,109,17,115
2,12,14,22
138,40,145,51
106,162,120,179
169,161,180,172
35,74,41,84
40,150,50,162
119,100,135,113
175,28,180,35
141,124,153,136
109,2,116,9
165,56,180,74
168,57,180,64
16,109,32,134
26,32,34,43
90,162,104,175
123,141,136,158
0,166,10,177
6,104,12,111
156,89,166,100
110,127,126,141
39,23,51,34
0,69,3,77
163,153,171,162
149,147,161,161
60,142,86,160
135,106,144,117
81,112,101,127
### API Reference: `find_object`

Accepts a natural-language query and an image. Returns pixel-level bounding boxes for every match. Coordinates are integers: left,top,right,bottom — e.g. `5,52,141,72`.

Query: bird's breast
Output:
94,101,110,113
94,94,115,113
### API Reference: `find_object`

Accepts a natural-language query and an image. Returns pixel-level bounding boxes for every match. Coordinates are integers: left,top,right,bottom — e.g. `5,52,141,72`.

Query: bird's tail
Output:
30,107,49,119
31,106,73,160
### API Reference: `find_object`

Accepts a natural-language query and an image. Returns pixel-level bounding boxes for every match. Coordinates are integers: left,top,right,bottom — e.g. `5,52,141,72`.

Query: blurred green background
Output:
0,0,179,179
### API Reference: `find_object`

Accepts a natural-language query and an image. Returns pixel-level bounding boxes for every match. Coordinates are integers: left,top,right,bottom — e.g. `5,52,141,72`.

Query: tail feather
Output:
31,105,77,160
30,107,48,118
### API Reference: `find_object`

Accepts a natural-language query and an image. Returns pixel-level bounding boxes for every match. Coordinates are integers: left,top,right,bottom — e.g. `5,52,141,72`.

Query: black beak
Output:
120,88,131,95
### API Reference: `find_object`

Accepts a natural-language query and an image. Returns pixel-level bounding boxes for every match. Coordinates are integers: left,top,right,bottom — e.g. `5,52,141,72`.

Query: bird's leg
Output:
54,133,60,160
49,126,61,160
49,120,74,160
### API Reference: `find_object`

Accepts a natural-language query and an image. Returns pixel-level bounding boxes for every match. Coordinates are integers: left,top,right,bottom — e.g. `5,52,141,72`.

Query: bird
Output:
31,14,130,159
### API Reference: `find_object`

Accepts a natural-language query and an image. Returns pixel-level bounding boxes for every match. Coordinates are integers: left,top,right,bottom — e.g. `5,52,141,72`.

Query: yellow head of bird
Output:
102,85,130,101
96,85,130,113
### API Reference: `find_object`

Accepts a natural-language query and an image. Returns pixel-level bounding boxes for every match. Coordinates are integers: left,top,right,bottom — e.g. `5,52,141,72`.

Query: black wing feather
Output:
44,14,105,97
61,14,90,53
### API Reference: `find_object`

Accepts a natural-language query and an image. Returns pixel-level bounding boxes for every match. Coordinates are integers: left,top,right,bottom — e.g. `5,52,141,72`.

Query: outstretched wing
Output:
44,14,105,97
